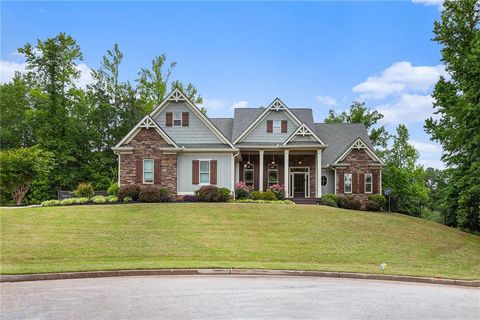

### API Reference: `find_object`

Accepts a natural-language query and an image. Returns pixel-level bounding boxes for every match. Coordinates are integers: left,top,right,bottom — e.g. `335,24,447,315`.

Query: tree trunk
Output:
12,184,30,206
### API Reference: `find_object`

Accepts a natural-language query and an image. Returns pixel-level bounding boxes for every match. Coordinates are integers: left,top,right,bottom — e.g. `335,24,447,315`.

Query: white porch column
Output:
259,150,264,191
230,154,235,193
284,149,289,198
316,149,322,198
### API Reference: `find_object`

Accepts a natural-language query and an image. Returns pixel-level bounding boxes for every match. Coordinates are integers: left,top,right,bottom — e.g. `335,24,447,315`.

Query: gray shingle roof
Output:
209,118,233,141
180,143,233,149
315,123,375,165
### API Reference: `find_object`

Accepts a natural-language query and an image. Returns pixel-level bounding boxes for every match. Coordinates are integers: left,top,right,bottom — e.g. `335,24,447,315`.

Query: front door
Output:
293,173,306,197
289,167,310,198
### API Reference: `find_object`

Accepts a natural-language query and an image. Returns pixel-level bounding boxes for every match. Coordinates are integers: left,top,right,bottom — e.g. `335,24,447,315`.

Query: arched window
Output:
321,175,327,187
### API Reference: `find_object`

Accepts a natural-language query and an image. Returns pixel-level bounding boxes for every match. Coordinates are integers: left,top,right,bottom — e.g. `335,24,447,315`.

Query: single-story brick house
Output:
113,89,384,204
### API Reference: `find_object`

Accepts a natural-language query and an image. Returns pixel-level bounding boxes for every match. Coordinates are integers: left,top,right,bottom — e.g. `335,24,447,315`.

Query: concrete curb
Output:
1,269,478,287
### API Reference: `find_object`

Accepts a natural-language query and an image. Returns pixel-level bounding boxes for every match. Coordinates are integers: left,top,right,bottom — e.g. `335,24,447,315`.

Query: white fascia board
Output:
333,138,384,165
283,123,327,146
233,98,302,144
149,89,235,149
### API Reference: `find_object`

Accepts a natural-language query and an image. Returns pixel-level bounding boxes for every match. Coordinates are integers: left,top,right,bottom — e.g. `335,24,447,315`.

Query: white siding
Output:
177,153,233,193
242,110,296,143
321,169,335,195
154,101,224,145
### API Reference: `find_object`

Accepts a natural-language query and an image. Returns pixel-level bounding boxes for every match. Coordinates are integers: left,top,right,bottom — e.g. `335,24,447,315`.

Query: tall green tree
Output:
424,0,480,232
325,101,389,148
382,125,429,216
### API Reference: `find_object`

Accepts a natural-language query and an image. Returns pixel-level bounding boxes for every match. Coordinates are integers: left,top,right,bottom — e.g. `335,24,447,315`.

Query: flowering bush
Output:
235,181,253,200
268,184,285,200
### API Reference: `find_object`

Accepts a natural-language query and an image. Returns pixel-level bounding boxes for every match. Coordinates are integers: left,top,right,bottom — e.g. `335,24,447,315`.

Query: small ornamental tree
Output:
0,146,55,205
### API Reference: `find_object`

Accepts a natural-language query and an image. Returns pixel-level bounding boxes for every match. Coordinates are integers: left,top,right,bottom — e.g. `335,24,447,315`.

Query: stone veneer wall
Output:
120,128,177,195
335,148,381,208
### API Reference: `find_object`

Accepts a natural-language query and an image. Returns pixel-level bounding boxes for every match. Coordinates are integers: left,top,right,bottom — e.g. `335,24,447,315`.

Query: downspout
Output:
232,151,240,200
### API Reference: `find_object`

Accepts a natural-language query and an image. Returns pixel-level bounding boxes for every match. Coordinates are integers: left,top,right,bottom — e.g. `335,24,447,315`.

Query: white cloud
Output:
409,139,442,154
231,100,249,109
0,60,26,84
316,95,337,106
0,59,93,88
200,98,227,111
353,61,445,100
412,0,444,8
375,93,435,124
418,159,445,169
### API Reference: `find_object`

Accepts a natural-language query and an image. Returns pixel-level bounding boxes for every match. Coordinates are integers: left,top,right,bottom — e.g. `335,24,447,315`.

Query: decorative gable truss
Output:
149,88,236,149
283,123,327,146
113,115,179,152
334,137,384,165
233,98,302,144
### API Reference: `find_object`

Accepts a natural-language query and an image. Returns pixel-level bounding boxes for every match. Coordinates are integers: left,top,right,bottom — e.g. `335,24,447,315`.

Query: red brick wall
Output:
120,128,177,195
335,149,382,208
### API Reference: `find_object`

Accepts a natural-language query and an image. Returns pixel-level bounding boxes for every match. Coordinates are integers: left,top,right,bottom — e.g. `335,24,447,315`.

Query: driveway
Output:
1,276,479,319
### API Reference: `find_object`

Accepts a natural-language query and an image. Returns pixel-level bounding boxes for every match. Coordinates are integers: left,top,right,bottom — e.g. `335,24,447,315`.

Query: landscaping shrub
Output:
60,197,90,206
123,196,133,203
182,195,199,202
321,198,338,208
366,200,381,211
321,194,338,206
158,187,172,202
338,195,361,210
235,199,295,204
234,181,252,200
368,194,386,208
118,184,141,201
138,186,161,202
195,185,222,202
251,191,277,201
91,195,107,204
268,184,285,200
107,182,119,196
421,208,444,224
74,182,94,198
219,187,231,202
106,195,118,203
41,199,61,207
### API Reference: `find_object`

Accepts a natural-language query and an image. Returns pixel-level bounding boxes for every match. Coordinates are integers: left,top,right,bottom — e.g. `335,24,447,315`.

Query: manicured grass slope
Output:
1,203,479,279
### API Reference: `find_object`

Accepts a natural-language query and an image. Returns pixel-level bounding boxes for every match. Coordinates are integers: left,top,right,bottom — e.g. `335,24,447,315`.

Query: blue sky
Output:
1,0,445,168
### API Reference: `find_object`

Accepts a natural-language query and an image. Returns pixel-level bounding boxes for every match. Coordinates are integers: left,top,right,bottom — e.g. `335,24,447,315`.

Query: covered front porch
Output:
235,149,323,199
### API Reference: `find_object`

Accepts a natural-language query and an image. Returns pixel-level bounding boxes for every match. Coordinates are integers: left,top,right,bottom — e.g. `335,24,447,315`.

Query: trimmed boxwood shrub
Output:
74,182,94,198
320,194,338,207
219,187,231,202
138,186,161,202
366,200,381,211
195,185,223,202
251,191,277,201
107,182,119,196
338,195,361,210
368,194,386,208
118,185,141,201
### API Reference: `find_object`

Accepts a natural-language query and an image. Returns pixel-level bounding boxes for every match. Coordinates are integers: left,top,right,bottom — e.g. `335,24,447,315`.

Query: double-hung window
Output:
344,173,352,193
365,173,372,193
273,120,281,133
268,164,278,186
143,159,154,184
173,112,182,127
199,160,210,184
244,163,254,186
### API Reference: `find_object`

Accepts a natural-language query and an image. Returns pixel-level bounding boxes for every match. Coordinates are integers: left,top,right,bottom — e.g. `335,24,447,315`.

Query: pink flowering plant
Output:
267,184,285,200
235,181,253,199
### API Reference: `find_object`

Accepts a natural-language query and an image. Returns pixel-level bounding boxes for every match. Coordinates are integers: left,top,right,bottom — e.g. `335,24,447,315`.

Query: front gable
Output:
150,89,235,148
334,138,384,165
233,98,302,144
283,123,326,146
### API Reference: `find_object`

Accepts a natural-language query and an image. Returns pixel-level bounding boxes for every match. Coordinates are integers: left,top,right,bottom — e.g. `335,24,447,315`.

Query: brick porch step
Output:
292,198,318,205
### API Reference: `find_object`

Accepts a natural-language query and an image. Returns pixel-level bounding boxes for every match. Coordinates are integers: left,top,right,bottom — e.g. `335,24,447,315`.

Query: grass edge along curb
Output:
1,268,478,287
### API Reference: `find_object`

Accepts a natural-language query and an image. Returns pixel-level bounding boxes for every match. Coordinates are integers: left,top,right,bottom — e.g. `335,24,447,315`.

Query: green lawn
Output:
1,203,479,279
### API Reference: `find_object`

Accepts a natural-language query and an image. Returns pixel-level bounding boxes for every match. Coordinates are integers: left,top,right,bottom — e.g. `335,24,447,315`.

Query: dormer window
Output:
273,120,281,133
173,112,182,127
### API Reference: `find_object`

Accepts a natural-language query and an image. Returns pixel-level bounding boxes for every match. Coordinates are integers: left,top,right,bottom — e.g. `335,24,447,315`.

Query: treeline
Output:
0,33,202,204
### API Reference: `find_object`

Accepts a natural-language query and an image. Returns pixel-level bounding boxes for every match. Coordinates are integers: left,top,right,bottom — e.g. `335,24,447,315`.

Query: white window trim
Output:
199,159,210,185
143,159,154,184
244,166,254,186
272,120,282,133
365,173,373,194
344,173,352,194
173,112,182,127
321,175,328,187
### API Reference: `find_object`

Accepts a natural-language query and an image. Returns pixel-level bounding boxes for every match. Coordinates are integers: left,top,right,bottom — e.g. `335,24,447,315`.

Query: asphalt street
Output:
1,275,479,319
